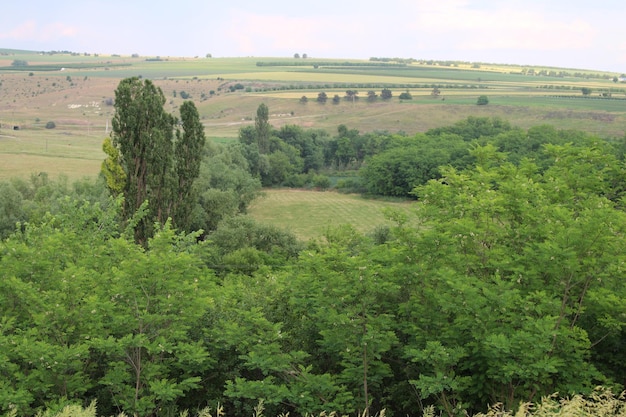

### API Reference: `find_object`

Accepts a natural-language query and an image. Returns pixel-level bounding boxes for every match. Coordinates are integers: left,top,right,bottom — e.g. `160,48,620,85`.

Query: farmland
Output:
1,49,626,180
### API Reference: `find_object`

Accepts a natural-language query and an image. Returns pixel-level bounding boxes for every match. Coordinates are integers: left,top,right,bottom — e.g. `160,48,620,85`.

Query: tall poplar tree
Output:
172,101,205,231
255,103,271,154
109,77,205,243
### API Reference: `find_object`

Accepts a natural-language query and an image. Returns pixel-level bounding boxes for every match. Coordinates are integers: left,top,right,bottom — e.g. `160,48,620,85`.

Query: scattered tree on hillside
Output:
581,87,593,96
317,91,328,103
398,91,412,100
476,95,489,105
345,90,359,103
255,103,271,154
381,88,392,100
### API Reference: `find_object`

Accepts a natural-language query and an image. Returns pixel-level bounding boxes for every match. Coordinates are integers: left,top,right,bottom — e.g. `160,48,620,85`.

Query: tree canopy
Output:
108,77,205,242
2,116,626,417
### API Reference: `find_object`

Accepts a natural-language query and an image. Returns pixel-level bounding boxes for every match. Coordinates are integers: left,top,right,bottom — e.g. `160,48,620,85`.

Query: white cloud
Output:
222,10,359,56
407,2,595,51
0,20,79,42
0,20,37,40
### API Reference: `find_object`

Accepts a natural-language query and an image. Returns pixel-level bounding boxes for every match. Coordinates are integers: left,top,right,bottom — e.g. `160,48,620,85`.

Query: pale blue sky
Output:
1,0,624,72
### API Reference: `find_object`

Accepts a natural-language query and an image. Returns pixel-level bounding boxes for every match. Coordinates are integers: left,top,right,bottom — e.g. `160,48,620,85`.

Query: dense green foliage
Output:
2,117,626,417
110,77,206,243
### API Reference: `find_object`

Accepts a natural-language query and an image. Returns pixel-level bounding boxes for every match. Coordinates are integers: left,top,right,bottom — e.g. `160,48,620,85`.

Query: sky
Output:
1,0,624,73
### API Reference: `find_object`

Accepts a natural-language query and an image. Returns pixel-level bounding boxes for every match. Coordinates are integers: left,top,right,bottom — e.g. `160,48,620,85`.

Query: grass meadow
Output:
247,189,416,240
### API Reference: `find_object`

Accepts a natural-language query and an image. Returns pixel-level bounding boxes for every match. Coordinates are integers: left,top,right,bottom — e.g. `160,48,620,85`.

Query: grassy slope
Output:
1,53,625,180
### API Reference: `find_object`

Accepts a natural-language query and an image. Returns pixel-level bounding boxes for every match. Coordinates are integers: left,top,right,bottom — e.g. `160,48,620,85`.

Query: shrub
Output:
477,95,489,105
45,121,56,129
312,174,331,190
399,91,412,100
369,224,391,245
335,177,365,193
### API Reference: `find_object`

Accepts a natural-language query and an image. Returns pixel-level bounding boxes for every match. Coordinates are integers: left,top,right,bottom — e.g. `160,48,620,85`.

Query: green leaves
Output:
110,77,207,243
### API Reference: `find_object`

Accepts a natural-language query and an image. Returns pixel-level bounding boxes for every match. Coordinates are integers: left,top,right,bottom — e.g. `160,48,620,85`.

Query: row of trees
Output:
236,107,626,201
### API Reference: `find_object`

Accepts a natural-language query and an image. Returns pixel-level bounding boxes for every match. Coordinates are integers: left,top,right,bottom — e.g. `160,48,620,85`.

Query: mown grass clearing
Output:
247,189,416,241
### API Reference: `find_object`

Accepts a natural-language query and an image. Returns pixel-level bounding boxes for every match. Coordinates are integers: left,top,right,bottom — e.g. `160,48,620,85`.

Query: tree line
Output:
1,77,626,417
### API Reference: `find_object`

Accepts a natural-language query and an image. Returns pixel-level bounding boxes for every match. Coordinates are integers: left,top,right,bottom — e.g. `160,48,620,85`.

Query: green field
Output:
1,51,626,180
248,189,416,240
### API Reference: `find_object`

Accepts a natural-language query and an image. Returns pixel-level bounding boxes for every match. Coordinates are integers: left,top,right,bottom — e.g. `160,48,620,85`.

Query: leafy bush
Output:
335,177,365,193
312,174,331,190
398,91,412,100
45,121,56,129
476,95,489,105
23,388,626,417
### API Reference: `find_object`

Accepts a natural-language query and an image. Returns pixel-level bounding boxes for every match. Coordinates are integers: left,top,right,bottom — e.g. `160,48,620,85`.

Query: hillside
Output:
1,51,625,179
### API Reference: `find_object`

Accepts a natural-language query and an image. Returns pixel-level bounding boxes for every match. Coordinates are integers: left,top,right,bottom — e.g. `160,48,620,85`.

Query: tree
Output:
398,91,412,100
300,95,308,104
294,53,301,59
172,101,206,232
360,135,468,197
401,144,626,413
476,95,489,105
89,225,214,417
189,144,261,234
255,103,271,154
427,116,511,141
380,88,392,100
332,94,341,104
431,87,441,98
101,137,125,197
0,181,24,238
111,77,175,243
345,90,359,103
581,87,593,96
317,92,328,103
108,77,205,243
367,91,378,102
